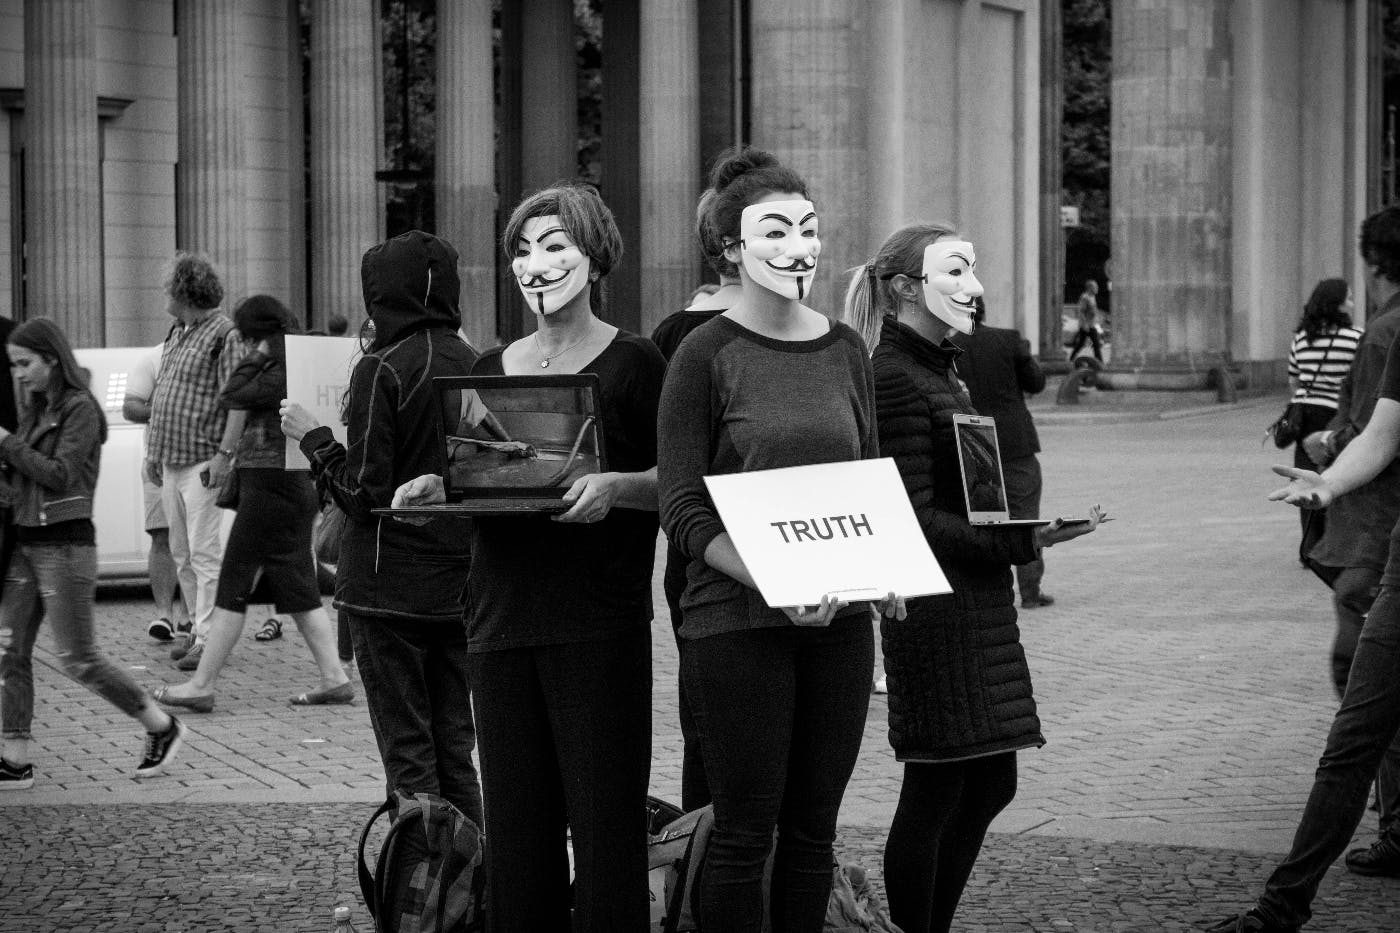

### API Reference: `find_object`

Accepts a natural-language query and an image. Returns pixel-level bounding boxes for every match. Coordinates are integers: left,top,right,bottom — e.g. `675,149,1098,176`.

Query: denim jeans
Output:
1,544,148,739
683,614,874,933
1258,583,1400,926
346,611,483,826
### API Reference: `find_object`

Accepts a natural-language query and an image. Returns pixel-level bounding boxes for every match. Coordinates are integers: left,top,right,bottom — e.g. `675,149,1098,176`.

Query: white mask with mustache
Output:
513,214,592,315
921,240,983,335
737,199,821,301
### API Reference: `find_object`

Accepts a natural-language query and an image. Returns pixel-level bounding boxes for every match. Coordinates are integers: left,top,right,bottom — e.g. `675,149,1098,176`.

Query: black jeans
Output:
683,614,874,933
1069,326,1102,361
1257,583,1400,927
346,611,482,826
664,541,710,812
1293,403,1336,561
469,627,652,933
883,754,1017,933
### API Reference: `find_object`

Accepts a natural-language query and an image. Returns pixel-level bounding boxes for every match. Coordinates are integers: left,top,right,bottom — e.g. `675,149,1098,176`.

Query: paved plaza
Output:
4,391,1400,932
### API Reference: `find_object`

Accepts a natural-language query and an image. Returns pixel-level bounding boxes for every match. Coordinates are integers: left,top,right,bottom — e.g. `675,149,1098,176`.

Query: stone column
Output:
310,0,380,330
437,0,497,348
749,1,867,319
639,0,700,333
24,0,102,344
521,0,577,192
1110,0,1232,377
177,0,247,307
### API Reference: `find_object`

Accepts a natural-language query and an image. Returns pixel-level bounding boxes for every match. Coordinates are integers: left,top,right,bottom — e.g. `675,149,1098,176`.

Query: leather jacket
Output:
0,389,104,527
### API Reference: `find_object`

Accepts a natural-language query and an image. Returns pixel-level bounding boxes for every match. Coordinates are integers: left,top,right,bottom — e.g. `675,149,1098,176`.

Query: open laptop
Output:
952,414,1088,527
374,374,607,517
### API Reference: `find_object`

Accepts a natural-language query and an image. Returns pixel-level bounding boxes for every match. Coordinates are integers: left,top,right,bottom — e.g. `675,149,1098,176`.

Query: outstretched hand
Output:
1034,504,1108,548
1268,465,1333,509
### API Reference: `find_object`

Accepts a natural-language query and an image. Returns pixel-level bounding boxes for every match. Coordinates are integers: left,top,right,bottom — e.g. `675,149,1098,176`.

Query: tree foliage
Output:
1061,0,1111,300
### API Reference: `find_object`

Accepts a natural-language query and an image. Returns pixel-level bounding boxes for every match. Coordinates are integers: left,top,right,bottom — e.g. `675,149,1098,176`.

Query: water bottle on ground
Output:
331,905,358,932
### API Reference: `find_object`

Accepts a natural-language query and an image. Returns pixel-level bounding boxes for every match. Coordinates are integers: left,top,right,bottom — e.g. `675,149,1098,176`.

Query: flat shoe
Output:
289,682,355,706
153,684,215,713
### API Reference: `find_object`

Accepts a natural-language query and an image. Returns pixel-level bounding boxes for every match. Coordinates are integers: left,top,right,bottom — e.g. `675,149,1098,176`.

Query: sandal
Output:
254,618,283,642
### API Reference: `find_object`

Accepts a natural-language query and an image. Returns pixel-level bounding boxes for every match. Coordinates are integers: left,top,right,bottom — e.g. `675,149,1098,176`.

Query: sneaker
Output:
147,617,174,641
1345,834,1400,877
175,640,204,671
0,758,34,790
1202,909,1298,933
135,716,186,779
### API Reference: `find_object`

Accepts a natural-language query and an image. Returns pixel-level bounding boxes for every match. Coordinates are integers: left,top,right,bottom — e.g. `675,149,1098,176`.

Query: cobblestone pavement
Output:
5,395,1400,932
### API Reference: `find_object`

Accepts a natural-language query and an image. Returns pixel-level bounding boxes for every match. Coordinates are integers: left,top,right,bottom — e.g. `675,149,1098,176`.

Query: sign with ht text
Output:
703,458,952,609
283,335,359,470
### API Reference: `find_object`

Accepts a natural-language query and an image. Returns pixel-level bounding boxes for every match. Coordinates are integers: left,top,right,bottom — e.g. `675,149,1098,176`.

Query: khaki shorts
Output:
143,475,168,533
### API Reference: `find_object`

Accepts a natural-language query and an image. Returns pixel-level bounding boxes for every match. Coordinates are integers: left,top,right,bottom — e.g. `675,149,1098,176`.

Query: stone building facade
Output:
0,0,1378,387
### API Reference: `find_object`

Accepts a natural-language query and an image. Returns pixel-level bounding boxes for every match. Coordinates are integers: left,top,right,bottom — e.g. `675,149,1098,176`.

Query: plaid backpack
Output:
357,792,485,933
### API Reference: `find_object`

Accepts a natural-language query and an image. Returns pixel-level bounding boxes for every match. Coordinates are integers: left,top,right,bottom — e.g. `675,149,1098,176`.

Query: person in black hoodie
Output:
279,231,481,825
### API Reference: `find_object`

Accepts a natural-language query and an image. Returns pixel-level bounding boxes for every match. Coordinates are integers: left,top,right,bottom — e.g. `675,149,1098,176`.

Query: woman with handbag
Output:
1283,278,1362,562
154,295,351,713
0,318,187,789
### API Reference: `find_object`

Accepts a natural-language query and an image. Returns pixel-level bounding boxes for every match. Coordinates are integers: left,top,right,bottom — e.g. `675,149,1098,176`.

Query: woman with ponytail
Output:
658,146,905,932
845,225,1104,932
0,319,186,789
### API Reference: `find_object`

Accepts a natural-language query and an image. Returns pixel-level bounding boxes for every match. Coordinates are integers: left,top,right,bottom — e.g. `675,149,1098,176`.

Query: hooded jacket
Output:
299,231,476,621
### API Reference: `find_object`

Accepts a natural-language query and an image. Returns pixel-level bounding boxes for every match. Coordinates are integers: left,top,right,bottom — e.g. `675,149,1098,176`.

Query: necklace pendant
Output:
540,359,550,369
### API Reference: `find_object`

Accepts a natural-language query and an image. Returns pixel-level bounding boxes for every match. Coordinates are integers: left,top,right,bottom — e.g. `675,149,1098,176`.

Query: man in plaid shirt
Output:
145,254,245,668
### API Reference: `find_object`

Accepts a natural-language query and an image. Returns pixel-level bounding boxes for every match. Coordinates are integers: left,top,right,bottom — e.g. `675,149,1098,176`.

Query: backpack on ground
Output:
357,791,485,933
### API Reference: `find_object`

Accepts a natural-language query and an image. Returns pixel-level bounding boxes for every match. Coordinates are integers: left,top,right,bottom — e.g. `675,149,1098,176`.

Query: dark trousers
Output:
1002,455,1045,600
469,628,652,933
1257,584,1400,926
346,611,482,826
1293,403,1336,561
664,542,710,811
1069,326,1102,361
883,754,1018,933
683,615,874,933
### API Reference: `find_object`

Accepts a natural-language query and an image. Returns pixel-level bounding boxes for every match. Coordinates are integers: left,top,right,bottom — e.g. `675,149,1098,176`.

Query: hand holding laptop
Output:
1033,504,1108,548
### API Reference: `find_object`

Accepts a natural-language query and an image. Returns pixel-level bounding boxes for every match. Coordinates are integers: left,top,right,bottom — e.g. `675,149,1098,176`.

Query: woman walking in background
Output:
0,319,186,789
153,296,351,713
1287,278,1361,561
845,224,1102,933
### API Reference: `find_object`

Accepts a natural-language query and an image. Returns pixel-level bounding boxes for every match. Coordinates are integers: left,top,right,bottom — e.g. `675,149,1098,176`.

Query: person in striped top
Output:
1287,279,1361,560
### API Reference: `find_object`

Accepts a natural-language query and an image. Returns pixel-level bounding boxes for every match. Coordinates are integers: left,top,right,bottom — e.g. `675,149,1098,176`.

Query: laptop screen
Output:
953,415,1011,519
436,375,607,500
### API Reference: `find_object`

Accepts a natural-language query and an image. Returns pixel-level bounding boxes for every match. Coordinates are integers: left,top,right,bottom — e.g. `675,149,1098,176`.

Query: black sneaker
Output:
0,758,34,790
147,617,174,641
135,716,186,779
1345,835,1400,877
1201,909,1298,933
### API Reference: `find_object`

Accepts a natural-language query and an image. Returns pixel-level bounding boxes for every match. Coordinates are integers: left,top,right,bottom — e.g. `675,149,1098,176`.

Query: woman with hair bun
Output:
154,295,351,713
658,146,905,932
0,318,186,788
846,224,1103,933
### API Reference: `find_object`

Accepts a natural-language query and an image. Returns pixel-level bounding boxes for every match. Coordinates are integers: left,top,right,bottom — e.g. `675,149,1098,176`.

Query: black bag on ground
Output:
357,791,484,933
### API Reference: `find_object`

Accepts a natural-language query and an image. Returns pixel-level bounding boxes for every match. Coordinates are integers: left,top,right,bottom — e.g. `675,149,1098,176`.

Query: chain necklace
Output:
534,327,591,369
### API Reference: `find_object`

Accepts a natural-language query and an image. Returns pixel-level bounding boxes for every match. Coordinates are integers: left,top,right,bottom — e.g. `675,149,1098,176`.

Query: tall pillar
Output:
521,0,577,192
177,0,247,308
24,0,102,344
437,0,497,348
602,0,642,332
310,0,379,330
639,0,700,332
1039,0,1064,359
749,1,867,319
1110,0,1232,375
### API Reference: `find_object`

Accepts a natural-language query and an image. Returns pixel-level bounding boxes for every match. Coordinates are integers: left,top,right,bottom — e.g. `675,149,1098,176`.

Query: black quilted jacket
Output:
872,317,1046,762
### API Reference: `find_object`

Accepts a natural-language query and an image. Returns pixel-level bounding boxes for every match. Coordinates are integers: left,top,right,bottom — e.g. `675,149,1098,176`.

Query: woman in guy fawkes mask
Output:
845,224,1105,933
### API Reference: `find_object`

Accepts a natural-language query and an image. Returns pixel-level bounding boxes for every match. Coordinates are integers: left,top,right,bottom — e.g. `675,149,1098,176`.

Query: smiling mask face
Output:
921,240,983,334
737,199,821,300
512,215,591,315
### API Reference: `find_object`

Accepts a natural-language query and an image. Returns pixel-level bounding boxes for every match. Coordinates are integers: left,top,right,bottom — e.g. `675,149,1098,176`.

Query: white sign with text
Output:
283,335,360,470
703,458,952,609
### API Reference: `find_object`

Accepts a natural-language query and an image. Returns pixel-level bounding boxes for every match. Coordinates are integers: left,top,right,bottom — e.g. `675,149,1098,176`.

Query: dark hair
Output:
842,222,960,353
695,188,738,279
233,294,302,343
326,312,349,336
164,252,224,310
8,317,107,442
1361,205,1400,286
502,182,623,312
972,294,987,325
1296,278,1351,339
706,146,810,250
